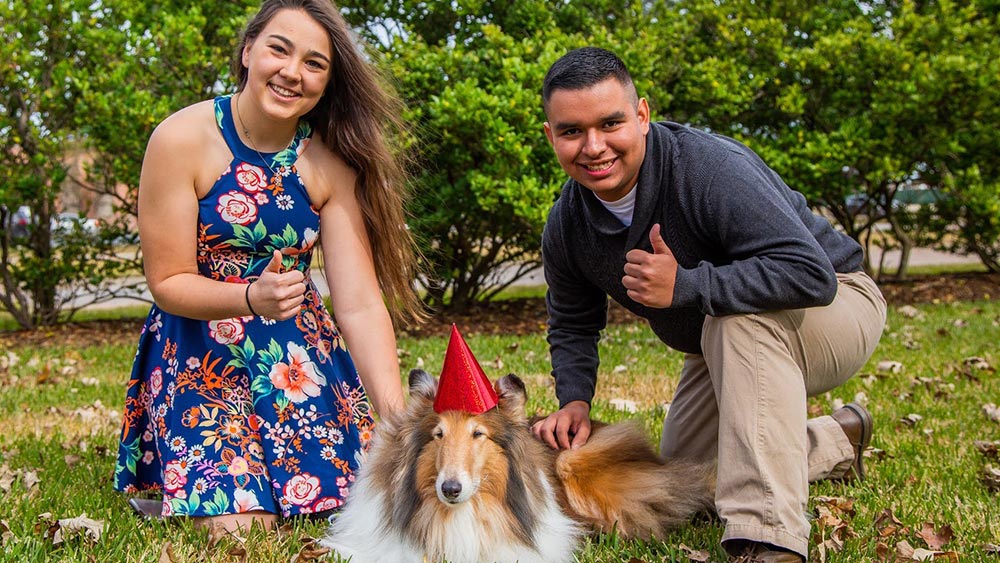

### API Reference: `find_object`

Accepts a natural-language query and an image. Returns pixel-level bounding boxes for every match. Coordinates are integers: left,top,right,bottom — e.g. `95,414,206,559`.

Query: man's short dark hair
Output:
542,47,636,107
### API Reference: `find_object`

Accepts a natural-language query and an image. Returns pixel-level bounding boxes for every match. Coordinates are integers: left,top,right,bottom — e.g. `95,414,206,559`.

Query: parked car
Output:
50,212,100,246
844,186,946,218
3,205,32,238
51,212,99,235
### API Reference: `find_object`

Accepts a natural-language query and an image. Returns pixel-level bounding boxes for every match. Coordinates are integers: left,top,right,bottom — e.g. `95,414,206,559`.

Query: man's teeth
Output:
585,161,613,172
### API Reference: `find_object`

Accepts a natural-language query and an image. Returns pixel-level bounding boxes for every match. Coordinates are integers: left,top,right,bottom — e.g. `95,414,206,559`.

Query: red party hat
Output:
433,324,499,414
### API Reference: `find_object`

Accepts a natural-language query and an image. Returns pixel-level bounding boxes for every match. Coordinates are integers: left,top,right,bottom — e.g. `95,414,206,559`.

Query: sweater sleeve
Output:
542,210,608,408
670,151,838,316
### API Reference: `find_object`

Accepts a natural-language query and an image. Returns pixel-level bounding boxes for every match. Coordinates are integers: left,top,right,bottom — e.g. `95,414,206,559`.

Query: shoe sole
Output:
128,497,165,520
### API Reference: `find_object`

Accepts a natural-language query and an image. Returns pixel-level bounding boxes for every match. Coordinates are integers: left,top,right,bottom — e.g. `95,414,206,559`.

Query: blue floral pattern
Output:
114,95,373,518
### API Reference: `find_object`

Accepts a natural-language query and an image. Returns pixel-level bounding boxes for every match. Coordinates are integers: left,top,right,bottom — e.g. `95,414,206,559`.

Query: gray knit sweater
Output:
542,121,864,407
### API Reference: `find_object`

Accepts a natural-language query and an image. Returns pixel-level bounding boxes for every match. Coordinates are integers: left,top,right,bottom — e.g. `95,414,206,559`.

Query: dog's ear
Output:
407,368,437,402
496,373,527,421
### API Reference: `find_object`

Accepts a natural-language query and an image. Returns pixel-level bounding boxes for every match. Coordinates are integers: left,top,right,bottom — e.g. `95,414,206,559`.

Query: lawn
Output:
0,296,998,562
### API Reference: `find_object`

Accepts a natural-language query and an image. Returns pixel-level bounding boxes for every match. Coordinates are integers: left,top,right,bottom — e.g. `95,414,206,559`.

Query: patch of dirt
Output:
2,272,998,349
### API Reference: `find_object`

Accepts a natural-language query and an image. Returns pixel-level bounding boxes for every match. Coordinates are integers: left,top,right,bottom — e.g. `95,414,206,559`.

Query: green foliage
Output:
658,0,1000,280
0,0,257,328
387,27,571,310
341,0,657,311
4,0,998,323
0,0,141,327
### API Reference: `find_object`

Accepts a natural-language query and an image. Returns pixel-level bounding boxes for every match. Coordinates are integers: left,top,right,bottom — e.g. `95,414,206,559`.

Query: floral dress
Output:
114,95,373,518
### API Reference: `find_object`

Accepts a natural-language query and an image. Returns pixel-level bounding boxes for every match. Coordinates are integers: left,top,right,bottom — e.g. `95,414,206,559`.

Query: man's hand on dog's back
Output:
532,401,592,450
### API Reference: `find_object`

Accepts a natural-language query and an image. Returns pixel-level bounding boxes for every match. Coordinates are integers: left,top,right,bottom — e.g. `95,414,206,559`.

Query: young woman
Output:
114,0,423,532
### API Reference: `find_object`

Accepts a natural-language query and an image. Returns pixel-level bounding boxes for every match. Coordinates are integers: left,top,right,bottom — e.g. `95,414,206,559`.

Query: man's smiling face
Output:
544,77,650,202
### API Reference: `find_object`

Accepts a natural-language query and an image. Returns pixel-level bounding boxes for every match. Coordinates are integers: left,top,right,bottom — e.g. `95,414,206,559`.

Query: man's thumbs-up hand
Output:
247,250,307,320
622,224,677,308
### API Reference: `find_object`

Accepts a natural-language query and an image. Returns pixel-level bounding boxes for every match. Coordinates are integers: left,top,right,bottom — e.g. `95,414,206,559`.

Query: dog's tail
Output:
554,422,716,541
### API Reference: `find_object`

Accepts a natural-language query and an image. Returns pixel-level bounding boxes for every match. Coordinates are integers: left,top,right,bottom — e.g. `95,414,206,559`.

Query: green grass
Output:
1,299,999,561
877,261,989,277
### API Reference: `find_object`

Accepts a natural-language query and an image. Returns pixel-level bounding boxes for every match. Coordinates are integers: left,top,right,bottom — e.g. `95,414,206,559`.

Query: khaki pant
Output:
660,271,886,557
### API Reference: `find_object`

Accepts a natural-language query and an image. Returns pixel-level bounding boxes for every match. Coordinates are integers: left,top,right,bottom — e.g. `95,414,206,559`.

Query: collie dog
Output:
322,369,715,563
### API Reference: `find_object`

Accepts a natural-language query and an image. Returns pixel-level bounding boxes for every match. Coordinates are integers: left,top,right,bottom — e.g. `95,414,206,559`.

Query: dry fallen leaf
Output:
0,351,19,368
205,521,230,549
897,540,917,559
678,543,711,562
900,413,924,427
982,464,1000,492
51,514,104,546
814,496,856,517
158,541,179,563
983,404,1000,424
878,360,904,374
487,356,504,370
0,465,15,494
291,536,332,562
876,540,892,561
918,549,959,562
226,544,248,563
22,470,40,491
874,508,908,538
974,440,1000,460
897,305,922,318
916,522,954,551
1,519,13,545
963,356,994,372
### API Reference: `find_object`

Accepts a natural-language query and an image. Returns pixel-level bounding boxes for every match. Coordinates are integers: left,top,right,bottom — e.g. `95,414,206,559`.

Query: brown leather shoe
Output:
726,540,804,562
830,402,873,481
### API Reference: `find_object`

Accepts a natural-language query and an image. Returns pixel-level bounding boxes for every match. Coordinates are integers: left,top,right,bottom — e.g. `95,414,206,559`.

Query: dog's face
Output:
405,369,529,507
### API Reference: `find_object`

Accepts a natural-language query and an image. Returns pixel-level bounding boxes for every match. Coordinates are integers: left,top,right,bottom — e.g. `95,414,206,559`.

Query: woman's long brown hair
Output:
233,0,425,326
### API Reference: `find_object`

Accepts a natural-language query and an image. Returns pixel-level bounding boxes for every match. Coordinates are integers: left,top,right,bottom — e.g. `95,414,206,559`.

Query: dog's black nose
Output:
441,479,462,500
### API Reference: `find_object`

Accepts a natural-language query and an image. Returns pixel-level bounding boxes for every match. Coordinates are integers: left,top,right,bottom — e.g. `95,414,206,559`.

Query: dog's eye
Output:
472,430,485,439
433,429,444,439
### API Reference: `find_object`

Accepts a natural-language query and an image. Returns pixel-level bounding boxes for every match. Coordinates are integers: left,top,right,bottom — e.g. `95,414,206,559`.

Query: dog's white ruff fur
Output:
322,465,582,563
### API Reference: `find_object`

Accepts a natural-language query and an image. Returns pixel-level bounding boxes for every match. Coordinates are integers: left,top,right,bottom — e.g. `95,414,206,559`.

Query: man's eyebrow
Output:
552,110,627,131
268,33,332,63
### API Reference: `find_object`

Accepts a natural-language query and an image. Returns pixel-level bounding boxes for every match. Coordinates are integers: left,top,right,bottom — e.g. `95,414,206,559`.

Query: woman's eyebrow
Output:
268,33,332,64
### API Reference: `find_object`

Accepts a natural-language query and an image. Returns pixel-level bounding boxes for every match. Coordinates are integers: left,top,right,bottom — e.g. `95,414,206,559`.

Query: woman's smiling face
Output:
240,8,333,122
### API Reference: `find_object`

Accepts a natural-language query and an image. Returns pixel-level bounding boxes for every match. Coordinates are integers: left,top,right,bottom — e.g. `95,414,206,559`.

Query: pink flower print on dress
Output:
234,162,269,193
163,460,189,495
284,473,321,506
149,367,163,397
313,496,343,512
208,318,245,345
269,342,327,403
233,489,264,513
217,191,258,226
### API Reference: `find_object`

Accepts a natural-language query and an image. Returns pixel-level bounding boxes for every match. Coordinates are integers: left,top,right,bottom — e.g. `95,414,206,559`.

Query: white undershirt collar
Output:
596,184,638,227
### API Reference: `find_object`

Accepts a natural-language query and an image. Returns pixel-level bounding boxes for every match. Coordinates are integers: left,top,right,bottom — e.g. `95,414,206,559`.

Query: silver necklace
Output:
234,93,280,177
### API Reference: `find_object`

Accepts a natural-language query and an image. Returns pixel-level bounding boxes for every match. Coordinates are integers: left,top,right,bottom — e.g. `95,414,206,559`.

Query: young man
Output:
531,47,886,562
